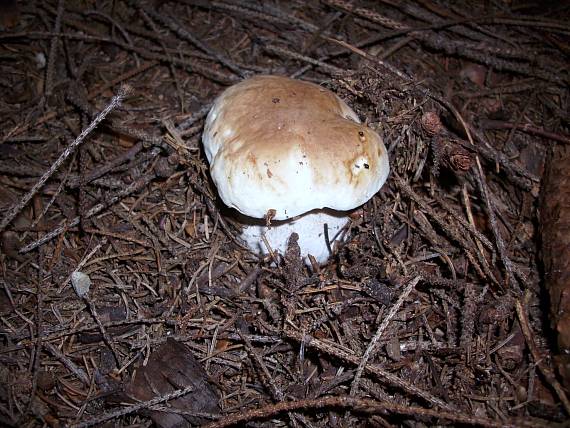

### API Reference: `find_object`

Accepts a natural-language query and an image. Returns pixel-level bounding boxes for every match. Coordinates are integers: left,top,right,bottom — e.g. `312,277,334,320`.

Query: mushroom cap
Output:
203,75,389,220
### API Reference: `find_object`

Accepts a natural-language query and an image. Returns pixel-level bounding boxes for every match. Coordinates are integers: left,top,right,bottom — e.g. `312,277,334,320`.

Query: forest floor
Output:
0,1,569,427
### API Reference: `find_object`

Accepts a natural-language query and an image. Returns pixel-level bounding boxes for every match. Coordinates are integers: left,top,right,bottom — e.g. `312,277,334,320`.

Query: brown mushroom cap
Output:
203,75,389,220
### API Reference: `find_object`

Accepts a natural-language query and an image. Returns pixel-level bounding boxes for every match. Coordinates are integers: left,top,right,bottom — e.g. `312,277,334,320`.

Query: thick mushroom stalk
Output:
202,75,390,264
240,209,350,264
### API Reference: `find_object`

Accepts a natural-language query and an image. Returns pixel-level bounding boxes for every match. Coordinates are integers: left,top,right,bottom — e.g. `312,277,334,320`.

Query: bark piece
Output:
540,143,570,388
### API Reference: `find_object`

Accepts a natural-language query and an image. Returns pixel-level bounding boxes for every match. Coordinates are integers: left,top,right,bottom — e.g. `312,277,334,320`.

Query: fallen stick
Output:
540,141,570,390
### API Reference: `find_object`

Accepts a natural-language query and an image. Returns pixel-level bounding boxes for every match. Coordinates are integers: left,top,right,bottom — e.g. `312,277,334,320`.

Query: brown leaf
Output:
125,338,220,427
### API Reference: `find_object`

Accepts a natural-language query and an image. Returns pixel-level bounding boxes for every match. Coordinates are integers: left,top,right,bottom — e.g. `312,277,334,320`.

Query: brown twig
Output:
284,328,454,410
237,320,303,427
0,86,130,233
19,172,153,253
44,0,64,97
480,120,570,145
395,175,496,283
515,298,570,415
44,343,91,386
324,0,566,85
140,4,247,78
350,275,420,395
71,386,196,428
473,158,522,291
263,44,345,75
203,395,535,428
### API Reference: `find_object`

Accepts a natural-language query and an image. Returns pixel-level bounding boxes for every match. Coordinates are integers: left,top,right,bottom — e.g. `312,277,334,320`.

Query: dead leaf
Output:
125,338,221,427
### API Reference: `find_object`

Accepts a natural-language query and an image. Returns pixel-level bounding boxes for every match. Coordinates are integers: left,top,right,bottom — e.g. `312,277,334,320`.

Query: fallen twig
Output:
203,395,541,428
515,298,570,415
71,386,196,428
0,86,130,233
284,328,454,410
350,275,420,395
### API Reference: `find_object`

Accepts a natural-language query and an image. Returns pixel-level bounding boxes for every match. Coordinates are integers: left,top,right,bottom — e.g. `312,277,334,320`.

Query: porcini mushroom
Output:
202,75,389,264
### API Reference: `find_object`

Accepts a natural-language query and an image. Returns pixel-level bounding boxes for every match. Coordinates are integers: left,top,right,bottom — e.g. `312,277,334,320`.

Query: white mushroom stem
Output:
240,210,350,264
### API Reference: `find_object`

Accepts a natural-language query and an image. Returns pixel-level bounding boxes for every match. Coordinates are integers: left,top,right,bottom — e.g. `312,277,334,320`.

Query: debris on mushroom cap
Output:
202,75,390,221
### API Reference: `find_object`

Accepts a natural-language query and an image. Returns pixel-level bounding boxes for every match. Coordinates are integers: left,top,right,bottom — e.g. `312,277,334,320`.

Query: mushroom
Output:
202,75,389,264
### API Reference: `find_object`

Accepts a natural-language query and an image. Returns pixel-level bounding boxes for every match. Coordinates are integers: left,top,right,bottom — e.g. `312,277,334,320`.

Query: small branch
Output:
350,275,420,395
84,298,122,368
203,395,529,428
474,157,522,291
515,298,570,415
237,320,285,401
71,386,195,428
480,120,570,145
395,176,494,283
19,172,153,253
263,44,344,75
459,283,477,349
44,343,91,386
284,328,453,410
141,4,247,78
0,85,130,233
323,36,411,81
45,0,64,97
237,320,301,427
324,0,566,85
